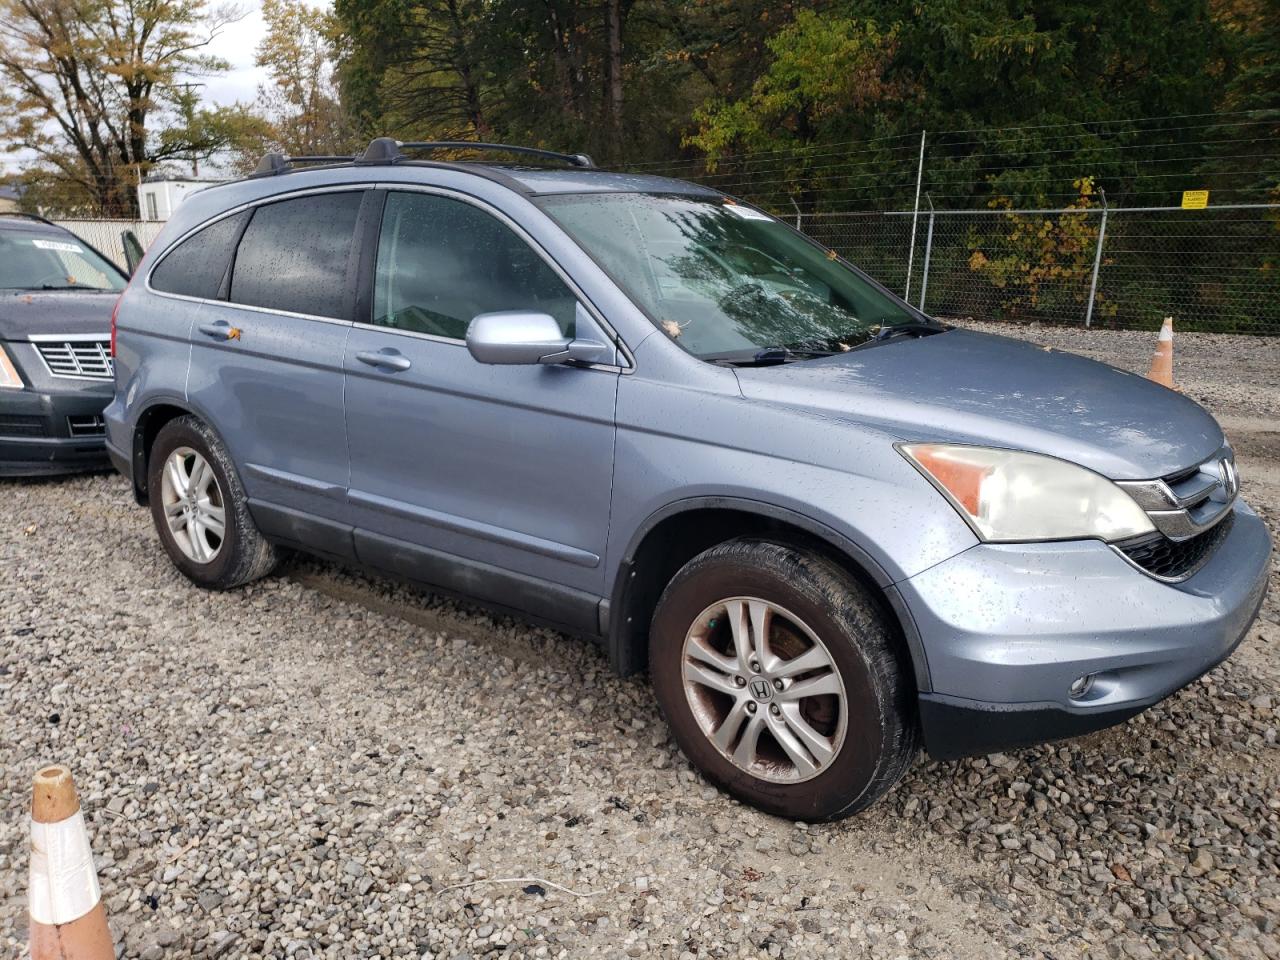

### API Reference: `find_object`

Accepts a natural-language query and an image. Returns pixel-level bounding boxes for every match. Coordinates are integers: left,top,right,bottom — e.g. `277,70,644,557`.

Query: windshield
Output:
538,192,923,360
0,230,125,292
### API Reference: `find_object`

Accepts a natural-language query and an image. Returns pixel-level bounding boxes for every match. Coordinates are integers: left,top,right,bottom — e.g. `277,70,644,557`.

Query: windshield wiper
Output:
704,346,837,367
37,283,108,291
847,321,948,352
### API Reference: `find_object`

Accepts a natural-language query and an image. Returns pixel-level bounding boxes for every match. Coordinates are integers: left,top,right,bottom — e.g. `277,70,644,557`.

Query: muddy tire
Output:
649,539,917,821
147,415,278,590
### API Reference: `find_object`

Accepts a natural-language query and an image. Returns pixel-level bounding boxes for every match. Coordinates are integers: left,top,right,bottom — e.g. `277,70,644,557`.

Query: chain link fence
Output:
51,219,166,270
804,204,1280,334
45,204,1280,334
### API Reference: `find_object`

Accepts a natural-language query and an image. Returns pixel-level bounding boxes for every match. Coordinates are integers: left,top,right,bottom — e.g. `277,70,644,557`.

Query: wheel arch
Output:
128,398,217,504
605,497,931,693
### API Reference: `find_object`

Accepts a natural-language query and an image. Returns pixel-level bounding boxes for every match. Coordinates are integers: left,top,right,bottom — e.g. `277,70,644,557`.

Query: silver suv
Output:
105,140,1271,820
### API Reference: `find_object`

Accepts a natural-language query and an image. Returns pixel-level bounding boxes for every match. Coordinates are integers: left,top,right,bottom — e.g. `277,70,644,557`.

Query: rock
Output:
1028,840,1057,863
4,411,1278,960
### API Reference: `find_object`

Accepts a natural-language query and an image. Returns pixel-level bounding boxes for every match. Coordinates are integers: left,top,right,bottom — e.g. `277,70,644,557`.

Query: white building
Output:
136,177,226,221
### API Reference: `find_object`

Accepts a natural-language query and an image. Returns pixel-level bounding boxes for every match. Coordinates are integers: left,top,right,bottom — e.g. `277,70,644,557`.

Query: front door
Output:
343,189,619,630
186,188,366,556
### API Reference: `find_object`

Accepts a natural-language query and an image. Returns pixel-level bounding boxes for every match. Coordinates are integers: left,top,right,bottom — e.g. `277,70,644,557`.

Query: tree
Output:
687,11,907,209
1203,0,1280,196
330,0,788,163
333,0,489,142
683,0,1237,212
689,12,904,159
967,177,1113,321
249,0,353,160
0,0,245,215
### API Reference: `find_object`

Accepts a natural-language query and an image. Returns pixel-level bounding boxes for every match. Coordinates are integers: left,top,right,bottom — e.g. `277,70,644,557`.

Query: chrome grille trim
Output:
29,335,114,381
1115,446,1237,545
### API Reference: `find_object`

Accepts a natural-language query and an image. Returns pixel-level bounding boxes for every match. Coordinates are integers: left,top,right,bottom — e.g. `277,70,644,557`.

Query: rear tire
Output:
147,416,278,590
649,539,916,821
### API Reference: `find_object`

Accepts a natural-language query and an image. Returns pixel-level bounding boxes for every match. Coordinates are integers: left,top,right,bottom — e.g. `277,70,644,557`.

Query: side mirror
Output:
121,229,144,276
466,311,610,366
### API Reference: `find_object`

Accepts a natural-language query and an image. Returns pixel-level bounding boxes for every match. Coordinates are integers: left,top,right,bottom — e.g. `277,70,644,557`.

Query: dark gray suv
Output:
0,214,125,476
104,140,1271,820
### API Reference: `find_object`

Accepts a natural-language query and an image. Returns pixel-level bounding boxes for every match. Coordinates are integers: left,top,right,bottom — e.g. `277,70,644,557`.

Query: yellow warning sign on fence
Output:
1181,189,1209,209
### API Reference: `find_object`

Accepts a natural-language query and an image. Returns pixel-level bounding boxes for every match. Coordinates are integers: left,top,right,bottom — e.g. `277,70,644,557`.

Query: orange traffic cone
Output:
28,765,113,960
1147,317,1176,389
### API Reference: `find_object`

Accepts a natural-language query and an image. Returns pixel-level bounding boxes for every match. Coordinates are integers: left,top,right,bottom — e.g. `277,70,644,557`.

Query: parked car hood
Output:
733,329,1224,481
0,290,117,340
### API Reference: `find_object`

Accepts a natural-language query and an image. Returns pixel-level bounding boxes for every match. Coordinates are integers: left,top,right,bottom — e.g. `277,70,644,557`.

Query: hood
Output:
733,329,1223,481
0,290,117,340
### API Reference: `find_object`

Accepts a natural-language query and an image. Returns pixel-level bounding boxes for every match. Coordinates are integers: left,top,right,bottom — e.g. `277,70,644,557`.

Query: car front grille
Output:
1114,447,1239,581
32,337,114,380
0,414,46,437
1118,512,1235,581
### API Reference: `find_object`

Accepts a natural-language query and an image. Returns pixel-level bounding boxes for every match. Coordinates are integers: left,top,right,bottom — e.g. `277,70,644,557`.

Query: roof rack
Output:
250,138,595,180
251,152,358,177
359,137,595,169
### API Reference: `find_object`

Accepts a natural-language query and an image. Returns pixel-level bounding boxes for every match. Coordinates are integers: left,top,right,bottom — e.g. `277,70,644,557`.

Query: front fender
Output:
607,494,939,692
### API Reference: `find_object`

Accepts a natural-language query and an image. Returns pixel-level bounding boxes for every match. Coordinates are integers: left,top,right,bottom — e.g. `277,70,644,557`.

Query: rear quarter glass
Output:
150,212,249,300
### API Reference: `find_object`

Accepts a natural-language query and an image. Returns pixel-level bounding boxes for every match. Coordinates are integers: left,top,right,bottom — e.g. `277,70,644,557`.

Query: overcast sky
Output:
0,0,328,176
204,0,331,107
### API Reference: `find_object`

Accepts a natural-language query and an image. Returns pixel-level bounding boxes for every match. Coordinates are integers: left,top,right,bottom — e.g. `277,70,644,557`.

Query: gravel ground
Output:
2,324,1277,960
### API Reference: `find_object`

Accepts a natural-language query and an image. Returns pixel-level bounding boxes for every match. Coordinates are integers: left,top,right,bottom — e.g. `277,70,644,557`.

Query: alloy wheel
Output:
681,597,847,784
159,446,226,564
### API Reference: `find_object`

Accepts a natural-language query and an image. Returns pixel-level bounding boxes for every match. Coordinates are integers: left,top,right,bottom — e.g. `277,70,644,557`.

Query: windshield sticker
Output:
30,238,85,254
721,204,774,222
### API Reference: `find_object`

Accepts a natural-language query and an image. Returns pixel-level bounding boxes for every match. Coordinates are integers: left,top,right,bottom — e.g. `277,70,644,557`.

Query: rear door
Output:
185,188,368,559
342,188,620,630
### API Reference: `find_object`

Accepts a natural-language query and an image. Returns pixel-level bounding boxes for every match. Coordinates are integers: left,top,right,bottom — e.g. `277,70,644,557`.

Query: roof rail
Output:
251,152,359,177
358,137,595,169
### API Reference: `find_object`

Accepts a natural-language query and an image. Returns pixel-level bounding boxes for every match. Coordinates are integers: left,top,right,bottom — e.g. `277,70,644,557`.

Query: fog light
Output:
1069,674,1096,700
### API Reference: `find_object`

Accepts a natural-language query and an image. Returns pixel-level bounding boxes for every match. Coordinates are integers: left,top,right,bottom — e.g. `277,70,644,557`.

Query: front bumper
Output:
894,500,1272,760
0,387,113,477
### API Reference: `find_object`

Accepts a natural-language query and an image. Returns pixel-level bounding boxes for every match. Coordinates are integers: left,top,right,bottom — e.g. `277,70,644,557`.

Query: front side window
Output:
539,192,921,360
230,191,363,319
0,229,125,293
372,191,576,340
151,211,248,300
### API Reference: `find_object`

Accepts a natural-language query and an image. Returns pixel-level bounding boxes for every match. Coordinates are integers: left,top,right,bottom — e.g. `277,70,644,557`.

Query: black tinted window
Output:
230,192,363,318
372,191,575,340
150,212,247,299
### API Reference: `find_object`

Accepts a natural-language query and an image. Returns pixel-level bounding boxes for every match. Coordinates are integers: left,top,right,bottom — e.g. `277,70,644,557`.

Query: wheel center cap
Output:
749,677,774,702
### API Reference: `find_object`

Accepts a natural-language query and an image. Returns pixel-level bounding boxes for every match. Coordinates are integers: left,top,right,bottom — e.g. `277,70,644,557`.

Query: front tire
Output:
147,416,278,590
650,539,916,821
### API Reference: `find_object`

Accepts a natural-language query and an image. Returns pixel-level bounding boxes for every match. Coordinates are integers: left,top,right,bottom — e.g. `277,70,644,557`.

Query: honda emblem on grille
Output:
1218,458,1239,500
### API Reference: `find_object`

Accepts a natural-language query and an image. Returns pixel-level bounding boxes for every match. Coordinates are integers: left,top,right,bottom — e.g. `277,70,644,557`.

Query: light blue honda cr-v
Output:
105,139,1271,820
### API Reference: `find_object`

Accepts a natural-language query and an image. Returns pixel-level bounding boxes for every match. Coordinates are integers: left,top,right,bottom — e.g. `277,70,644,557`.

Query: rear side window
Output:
150,212,247,299
371,191,576,340
230,192,363,319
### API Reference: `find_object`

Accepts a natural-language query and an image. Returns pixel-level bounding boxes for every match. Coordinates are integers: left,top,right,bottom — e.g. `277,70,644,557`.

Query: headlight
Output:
0,346,24,389
899,443,1155,542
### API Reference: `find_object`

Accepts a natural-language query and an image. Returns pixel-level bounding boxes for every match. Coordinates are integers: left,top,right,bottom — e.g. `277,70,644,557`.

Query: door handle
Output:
198,321,239,341
355,349,411,372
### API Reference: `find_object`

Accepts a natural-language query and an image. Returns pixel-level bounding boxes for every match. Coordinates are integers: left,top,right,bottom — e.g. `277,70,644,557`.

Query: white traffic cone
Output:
28,765,113,960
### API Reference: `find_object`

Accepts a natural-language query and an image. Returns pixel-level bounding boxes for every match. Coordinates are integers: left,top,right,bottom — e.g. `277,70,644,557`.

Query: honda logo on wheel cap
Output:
749,678,774,701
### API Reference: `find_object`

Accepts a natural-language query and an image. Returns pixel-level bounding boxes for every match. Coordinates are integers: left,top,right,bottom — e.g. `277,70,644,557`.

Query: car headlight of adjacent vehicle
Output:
0,346,24,389
899,443,1155,543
